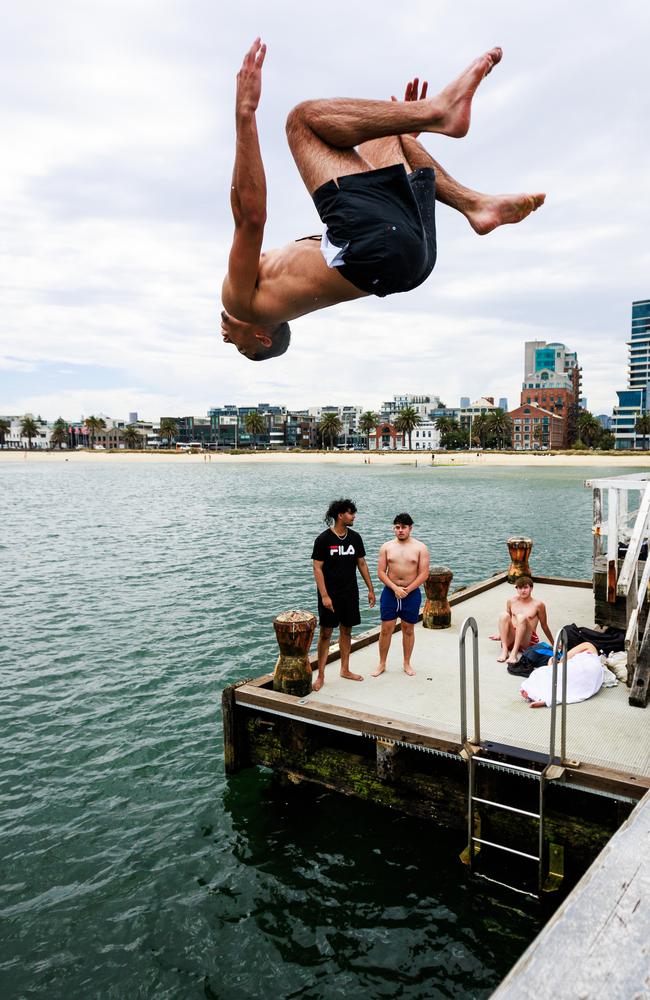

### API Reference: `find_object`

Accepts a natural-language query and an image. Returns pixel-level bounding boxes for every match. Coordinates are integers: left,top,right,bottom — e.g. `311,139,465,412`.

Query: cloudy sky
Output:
2,0,649,422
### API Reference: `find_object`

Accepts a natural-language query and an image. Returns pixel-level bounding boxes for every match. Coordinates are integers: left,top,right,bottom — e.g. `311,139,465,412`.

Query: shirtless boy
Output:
496,576,554,665
372,513,430,677
221,38,545,361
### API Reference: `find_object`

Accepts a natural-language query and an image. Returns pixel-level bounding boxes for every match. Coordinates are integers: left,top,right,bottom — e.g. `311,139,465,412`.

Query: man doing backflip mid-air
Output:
221,38,545,361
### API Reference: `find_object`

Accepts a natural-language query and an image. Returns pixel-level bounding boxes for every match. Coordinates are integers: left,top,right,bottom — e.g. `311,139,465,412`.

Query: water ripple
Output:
0,461,634,998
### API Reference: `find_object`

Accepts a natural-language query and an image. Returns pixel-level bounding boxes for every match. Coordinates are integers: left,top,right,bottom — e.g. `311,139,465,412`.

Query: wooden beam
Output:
234,683,462,753
629,622,650,708
592,487,603,560
607,488,619,602
222,680,249,775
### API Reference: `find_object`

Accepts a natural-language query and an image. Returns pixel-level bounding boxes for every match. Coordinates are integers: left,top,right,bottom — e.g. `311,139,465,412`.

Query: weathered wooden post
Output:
423,566,453,628
506,536,533,584
272,610,317,696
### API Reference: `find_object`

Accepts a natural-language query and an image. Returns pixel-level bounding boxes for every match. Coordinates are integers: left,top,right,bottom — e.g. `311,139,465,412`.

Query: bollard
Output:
423,566,453,628
272,610,317,697
506,536,533,584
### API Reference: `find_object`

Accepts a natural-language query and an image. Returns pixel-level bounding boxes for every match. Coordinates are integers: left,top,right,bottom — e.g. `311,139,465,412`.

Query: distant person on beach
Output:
493,576,554,665
311,499,375,691
221,38,545,361
521,641,608,707
372,513,430,677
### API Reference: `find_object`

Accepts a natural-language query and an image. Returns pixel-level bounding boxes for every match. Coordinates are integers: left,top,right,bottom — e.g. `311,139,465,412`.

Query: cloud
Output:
1,0,648,421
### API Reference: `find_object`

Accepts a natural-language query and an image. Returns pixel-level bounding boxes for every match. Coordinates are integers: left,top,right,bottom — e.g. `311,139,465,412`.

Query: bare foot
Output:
468,192,546,235
507,652,522,666
489,634,500,641
341,670,363,682
436,47,503,138
371,665,386,677
312,676,324,692
403,664,416,676
530,700,546,708
496,650,510,663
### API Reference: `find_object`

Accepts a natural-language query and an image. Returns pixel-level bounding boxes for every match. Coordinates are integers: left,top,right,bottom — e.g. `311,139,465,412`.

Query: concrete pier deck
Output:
233,575,650,802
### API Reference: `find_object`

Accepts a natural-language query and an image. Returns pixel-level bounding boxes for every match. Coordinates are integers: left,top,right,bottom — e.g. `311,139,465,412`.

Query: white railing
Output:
585,473,650,686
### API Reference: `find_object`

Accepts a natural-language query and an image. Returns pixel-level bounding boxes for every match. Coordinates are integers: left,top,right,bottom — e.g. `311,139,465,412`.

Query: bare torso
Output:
383,538,427,587
222,240,367,324
508,595,543,621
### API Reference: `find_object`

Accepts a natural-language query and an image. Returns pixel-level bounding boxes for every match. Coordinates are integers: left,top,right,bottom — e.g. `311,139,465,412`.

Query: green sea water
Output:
0,459,638,999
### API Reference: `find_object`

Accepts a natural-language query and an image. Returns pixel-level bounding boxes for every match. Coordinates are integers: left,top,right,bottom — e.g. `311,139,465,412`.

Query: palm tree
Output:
159,418,179,449
358,411,378,450
244,411,266,448
532,424,544,449
395,406,420,449
435,416,468,450
20,415,39,449
0,418,10,448
635,414,650,450
485,409,513,450
122,425,142,449
577,410,602,449
318,412,342,450
50,417,68,449
84,415,106,448
471,413,490,448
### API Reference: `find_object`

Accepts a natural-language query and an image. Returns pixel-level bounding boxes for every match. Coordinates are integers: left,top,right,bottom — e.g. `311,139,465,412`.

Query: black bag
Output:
561,623,625,655
507,641,553,677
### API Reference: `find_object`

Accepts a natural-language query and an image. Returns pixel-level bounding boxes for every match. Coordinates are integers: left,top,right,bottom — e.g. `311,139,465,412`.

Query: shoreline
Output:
2,449,649,468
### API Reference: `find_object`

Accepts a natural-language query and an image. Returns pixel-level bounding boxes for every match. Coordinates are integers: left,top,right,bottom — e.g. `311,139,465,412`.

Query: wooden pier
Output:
223,571,650,890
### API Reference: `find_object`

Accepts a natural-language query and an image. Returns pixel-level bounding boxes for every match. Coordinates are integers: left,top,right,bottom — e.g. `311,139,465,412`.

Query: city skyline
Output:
2,2,649,419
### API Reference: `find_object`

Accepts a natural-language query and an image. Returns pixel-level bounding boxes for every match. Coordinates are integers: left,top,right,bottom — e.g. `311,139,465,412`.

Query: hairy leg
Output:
285,48,501,193
400,134,545,234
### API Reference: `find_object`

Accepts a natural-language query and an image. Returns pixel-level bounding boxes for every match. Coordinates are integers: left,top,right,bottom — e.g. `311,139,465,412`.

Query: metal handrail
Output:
548,627,569,768
459,616,480,746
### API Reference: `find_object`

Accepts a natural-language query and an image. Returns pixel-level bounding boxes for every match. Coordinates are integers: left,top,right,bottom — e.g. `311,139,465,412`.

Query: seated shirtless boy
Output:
495,576,554,665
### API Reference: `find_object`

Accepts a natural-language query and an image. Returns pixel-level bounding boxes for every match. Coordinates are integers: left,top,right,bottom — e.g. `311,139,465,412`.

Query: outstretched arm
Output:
221,38,268,321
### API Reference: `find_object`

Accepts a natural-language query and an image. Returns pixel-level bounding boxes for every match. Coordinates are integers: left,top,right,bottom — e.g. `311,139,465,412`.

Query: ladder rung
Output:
473,756,542,776
472,796,540,819
472,836,539,862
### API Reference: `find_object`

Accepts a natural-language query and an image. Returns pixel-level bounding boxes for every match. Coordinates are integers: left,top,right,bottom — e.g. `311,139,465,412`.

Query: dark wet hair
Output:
251,322,291,361
325,498,357,524
515,575,534,588
393,512,413,526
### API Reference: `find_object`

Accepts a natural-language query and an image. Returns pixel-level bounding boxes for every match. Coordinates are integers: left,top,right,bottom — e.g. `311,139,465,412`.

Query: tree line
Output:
0,409,643,451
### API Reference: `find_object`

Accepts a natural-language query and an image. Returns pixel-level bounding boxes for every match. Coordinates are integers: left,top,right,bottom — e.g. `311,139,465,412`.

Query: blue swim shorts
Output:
380,586,422,624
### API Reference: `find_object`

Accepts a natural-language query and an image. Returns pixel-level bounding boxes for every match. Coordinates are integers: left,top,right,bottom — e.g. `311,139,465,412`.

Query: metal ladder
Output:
459,618,569,896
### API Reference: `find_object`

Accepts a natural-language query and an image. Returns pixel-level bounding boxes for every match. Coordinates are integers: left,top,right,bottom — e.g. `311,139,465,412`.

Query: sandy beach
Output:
2,449,649,468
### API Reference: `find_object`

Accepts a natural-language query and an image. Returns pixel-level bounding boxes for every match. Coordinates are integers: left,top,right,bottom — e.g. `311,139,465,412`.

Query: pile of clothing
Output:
510,624,627,706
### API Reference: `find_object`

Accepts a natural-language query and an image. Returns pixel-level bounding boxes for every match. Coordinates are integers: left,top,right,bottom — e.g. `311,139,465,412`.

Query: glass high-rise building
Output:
629,299,650,390
612,299,650,449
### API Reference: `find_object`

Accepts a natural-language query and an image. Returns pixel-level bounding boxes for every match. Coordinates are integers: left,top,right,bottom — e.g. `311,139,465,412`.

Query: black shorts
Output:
317,590,361,629
312,163,437,297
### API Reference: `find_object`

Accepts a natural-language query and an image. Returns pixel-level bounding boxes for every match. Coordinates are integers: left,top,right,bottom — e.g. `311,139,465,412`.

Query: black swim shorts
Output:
312,163,437,297
317,590,361,629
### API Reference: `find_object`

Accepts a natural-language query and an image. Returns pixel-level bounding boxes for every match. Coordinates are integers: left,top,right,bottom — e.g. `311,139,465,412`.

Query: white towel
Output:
521,651,608,705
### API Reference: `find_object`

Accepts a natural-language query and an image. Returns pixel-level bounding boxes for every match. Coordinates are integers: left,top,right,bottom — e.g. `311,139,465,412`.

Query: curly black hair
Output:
325,498,357,524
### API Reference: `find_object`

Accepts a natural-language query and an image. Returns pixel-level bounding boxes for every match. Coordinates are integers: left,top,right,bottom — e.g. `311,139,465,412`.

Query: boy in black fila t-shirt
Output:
311,498,376,691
